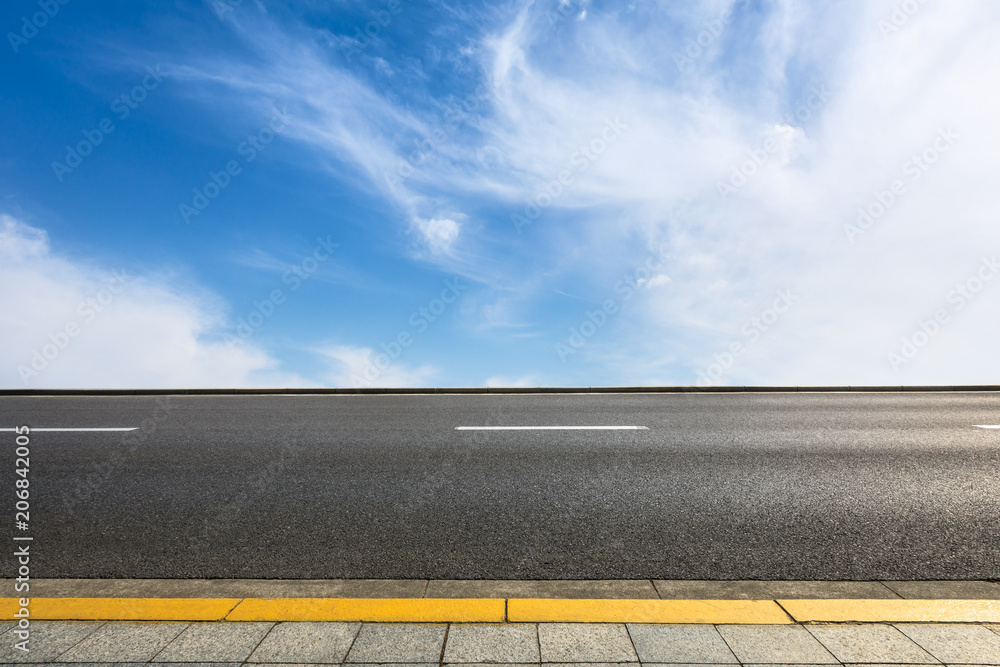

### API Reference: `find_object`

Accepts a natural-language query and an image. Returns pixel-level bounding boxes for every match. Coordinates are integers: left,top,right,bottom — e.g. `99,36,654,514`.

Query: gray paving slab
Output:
57,622,189,662
152,621,274,662
626,624,738,663
0,622,105,662
444,624,539,663
441,663,536,667
894,623,1000,664
345,623,446,663
426,579,658,599
247,622,360,664
806,624,939,663
544,663,639,667
0,621,104,663
716,625,839,664
351,664,438,667
882,580,1000,599
653,580,899,599
537,623,638,663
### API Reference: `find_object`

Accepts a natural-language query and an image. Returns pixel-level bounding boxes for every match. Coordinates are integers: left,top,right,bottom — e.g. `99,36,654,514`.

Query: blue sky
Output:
1,0,999,388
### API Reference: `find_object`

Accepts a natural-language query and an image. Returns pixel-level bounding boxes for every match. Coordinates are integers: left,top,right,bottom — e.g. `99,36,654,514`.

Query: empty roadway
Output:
2,391,999,580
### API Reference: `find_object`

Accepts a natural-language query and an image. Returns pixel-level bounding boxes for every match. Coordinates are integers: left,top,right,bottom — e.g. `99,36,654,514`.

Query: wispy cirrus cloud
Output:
21,0,998,388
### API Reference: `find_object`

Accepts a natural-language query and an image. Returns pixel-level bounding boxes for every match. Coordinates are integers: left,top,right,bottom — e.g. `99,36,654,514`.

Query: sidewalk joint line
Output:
246,616,278,662
773,598,797,624
224,597,246,621
438,622,450,667
534,612,542,660
623,618,639,658
342,617,363,662
147,622,188,662
879,581,907,599
56,619,107,659
713,621,740,660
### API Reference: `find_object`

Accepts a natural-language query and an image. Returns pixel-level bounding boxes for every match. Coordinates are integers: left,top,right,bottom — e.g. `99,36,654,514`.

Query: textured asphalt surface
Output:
2,392,999,580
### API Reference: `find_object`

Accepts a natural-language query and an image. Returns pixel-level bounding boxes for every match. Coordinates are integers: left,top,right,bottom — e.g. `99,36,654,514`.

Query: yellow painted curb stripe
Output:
507,599,792,624
6,597,999,623
780,599,1000,623
1,598,240,621
226,598,506,622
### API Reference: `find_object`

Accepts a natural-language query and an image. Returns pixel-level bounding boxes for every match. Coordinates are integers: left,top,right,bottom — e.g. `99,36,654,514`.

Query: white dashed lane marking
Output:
455,426,648,430
0,427,138,432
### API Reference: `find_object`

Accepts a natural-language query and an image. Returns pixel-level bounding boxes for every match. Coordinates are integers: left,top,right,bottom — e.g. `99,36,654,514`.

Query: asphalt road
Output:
2,392,999,580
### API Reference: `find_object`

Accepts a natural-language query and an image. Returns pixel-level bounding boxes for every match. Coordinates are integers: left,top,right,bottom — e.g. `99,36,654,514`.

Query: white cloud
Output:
460,0,1000,385
0,216,47,256
167,1,1000,385
638,274,672,289
316,344,438,388
414,216,461,255
485,374,539,387
0,216,310,389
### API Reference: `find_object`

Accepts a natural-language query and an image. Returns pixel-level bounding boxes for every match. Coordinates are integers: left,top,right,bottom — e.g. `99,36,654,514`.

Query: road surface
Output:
2,391,999,579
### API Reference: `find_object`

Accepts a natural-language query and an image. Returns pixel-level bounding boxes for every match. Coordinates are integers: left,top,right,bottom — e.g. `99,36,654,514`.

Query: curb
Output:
2,385,1000,396
4,598,1000,624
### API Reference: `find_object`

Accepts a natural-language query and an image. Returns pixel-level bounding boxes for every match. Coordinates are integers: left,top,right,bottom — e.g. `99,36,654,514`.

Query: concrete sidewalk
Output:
5,581,1000,664
4,619,1000,664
